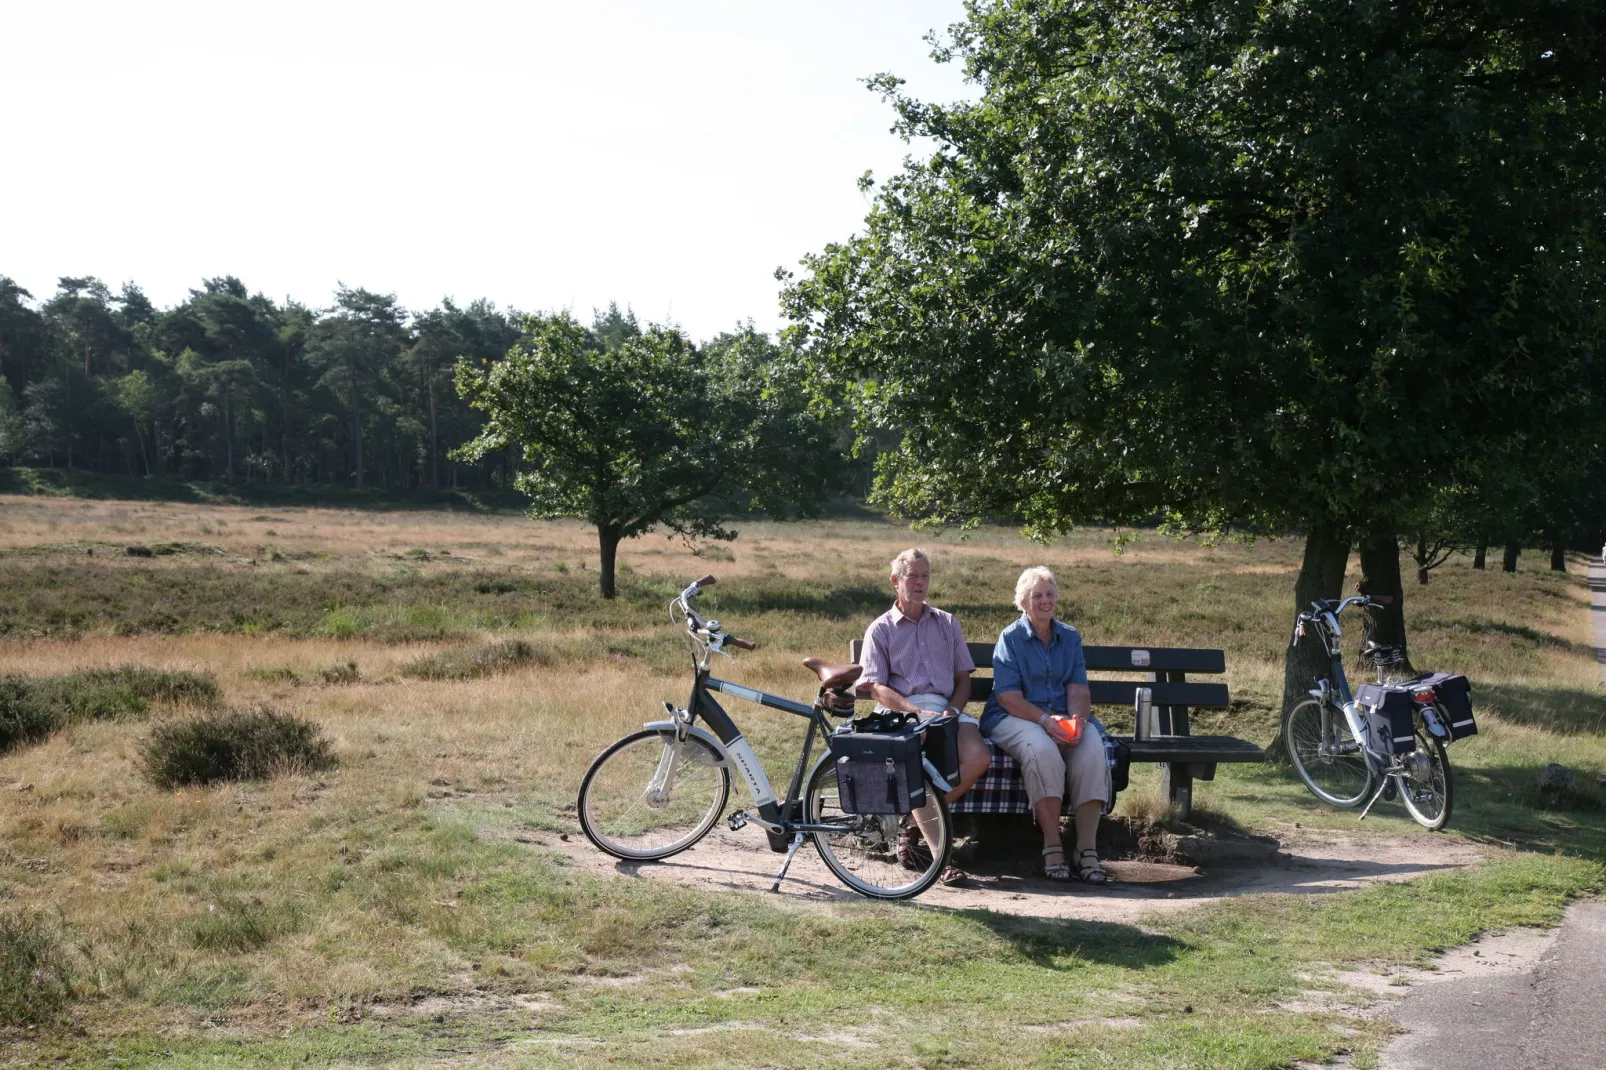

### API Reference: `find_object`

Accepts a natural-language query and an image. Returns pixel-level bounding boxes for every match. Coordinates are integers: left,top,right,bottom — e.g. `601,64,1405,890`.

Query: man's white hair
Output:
1014,566,1058,611
890,548,930,579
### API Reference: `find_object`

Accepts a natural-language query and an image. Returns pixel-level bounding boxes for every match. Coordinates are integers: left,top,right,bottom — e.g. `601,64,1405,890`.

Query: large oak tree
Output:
783,0,1606,720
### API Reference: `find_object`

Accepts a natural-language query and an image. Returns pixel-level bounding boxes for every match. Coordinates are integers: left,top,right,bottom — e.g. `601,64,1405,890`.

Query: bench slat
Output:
963,678,1228,710
963,642,1226,674
849,638,1225,675
1121,735,1265,763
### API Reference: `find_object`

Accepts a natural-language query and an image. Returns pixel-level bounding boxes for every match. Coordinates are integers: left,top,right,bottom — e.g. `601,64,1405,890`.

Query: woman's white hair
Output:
1014,566,1058,611
890,547,930,578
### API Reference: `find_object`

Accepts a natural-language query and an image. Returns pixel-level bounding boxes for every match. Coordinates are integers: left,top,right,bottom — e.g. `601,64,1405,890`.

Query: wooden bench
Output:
848,639,1264,820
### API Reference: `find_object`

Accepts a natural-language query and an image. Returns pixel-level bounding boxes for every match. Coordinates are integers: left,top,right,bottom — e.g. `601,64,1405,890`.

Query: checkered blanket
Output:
949,737,1120,816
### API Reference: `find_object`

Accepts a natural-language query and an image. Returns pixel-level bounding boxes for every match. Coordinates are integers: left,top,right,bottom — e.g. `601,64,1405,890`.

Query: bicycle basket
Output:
1354,684,1418,756
830,723,926,815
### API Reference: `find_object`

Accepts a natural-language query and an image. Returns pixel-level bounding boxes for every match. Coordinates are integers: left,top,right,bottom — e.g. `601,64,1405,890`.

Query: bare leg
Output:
1073,799,1102,857
1034,796,1069,878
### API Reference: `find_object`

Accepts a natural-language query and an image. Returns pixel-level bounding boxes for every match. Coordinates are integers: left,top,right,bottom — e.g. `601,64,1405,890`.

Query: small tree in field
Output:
454,312,838,598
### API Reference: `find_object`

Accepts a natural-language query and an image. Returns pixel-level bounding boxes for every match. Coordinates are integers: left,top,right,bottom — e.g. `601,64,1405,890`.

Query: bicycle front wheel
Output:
1285,698,1374,808
805,759,951,900
1399,722,1453,831
578,728,730,860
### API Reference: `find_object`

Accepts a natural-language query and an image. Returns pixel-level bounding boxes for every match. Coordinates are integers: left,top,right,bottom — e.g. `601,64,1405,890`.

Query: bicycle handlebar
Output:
726,636,757,651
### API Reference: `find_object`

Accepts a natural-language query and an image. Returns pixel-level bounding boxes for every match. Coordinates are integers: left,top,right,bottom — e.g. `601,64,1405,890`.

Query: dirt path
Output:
531,825,1485,923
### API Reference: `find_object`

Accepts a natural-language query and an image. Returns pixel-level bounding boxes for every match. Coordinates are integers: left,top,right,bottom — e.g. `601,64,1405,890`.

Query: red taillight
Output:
1413,690,1436,703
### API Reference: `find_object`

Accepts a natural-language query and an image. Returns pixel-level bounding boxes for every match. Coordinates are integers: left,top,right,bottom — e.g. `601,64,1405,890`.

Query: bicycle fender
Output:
921,757,954,795
642,720,731,766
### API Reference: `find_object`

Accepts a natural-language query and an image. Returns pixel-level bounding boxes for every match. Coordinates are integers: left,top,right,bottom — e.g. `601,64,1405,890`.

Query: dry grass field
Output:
1,493,1602,1068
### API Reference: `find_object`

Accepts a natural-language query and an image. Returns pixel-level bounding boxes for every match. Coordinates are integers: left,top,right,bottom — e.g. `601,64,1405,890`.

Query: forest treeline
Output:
0,273,828,493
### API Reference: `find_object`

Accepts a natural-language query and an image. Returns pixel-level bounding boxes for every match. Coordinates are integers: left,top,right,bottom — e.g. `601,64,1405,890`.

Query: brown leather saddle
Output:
802,657,864,715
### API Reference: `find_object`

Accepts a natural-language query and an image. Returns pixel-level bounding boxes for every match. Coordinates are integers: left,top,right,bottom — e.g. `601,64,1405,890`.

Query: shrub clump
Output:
319,661,361,685
0,910,73,1027
141,705,338,788
0,667,220,755
401,639,546,680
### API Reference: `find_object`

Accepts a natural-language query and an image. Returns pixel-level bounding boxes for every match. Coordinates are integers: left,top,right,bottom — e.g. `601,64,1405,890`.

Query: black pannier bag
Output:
1416,671,1477,741
921,715,961,787
830,720,926,815
1354,683,1418,756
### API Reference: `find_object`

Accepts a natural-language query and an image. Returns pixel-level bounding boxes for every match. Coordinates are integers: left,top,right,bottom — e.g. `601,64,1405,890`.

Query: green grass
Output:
15,798,1601,1067
1,508,1602,1065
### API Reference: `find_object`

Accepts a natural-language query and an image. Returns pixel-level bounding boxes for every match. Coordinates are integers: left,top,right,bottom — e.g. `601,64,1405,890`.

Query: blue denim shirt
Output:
980,615,1090,735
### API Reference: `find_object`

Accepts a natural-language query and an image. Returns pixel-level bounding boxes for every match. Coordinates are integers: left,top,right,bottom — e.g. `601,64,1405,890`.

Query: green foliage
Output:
0,910,73,1027
0,676,57,753
0,667,220,754
784,2,1606,540
455,311,840,596
400,639,547,680
140,706,339,788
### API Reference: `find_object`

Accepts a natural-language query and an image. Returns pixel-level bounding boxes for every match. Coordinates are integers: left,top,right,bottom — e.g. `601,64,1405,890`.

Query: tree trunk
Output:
351,374,364,489
1550,536,1566,573
1473,544,1486,570
223,379,235,481
598,526,621,599
1357,525,1411,673
428,379,439,490
1272,521,1351,761
1415,533,1430,585
131,418,149,476
1502,543,1521,572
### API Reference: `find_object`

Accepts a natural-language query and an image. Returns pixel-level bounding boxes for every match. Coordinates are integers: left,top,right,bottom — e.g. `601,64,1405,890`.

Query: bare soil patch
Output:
529,825,1485,924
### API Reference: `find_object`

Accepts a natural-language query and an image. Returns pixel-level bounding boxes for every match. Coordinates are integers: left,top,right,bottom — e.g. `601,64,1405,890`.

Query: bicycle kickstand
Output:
770,832,806,893
1356,774,1393,822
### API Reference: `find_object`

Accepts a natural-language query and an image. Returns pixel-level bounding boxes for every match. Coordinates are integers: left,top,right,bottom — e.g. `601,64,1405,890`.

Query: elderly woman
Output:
980,566,1111,884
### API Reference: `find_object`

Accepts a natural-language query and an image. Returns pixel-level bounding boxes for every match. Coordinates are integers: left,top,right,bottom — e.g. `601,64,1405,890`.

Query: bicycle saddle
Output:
1360,641,1407,665
801,657,863,690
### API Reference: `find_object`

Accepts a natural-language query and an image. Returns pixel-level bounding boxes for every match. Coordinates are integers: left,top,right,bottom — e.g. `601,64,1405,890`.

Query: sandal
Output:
1040,845,1072,882
898,818,933,872
939,864,972,887
1076,848,1110,885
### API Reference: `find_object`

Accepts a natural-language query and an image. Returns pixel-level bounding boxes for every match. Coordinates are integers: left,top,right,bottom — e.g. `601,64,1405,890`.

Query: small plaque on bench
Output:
1130,649,1151,667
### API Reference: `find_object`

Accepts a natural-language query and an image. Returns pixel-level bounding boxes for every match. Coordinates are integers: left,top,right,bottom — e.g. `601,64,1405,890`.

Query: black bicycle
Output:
577,575,955,899
1284,594,1456,829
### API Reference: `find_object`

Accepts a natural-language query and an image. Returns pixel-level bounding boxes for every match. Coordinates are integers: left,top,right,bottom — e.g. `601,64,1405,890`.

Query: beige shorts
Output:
985,714,1110,810
882,692,982,727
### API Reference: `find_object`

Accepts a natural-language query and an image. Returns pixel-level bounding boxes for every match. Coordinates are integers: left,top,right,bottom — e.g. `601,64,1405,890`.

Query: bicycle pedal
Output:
726,811,749,832
1382,780,1398,802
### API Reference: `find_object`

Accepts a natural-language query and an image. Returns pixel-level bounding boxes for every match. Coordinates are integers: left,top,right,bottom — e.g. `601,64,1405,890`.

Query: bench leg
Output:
1162,762,1193,821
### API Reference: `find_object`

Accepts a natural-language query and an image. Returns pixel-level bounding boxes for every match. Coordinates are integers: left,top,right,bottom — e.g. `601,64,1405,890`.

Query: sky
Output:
1,1,975,340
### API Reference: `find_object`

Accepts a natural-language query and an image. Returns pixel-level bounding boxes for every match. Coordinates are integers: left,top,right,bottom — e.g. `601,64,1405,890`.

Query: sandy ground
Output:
530,824,1486,923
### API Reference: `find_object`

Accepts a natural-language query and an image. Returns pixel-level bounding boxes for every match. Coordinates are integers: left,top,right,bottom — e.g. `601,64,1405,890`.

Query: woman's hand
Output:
1041,713,1083,746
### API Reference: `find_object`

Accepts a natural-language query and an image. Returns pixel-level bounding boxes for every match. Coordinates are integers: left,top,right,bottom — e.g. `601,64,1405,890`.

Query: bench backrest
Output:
848,639,1229,710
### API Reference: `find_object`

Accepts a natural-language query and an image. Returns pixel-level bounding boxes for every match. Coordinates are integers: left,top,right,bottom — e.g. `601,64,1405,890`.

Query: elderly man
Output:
859,548,993,805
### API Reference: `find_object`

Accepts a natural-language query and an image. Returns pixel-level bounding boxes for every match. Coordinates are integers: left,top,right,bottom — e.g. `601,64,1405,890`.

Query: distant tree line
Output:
0,274,832,497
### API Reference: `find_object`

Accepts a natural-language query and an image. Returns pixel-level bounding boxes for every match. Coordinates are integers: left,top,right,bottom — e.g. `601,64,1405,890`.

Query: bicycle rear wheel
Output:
804,758,951,900
578,728,730,860
1399,718,1452,831
1285,697,1374,808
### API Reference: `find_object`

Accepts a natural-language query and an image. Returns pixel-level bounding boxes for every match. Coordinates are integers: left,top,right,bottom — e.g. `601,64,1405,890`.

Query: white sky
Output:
0,1,973,340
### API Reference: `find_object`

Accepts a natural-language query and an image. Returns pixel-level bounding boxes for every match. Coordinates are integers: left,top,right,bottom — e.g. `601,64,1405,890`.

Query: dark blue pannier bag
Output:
1354,683,1418,756
1414,672,1477,741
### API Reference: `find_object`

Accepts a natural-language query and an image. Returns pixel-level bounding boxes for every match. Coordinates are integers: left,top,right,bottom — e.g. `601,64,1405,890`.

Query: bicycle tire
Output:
1399,720,1453,831
1285,697,1374,808
578,728,730,860
804,758,952,900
